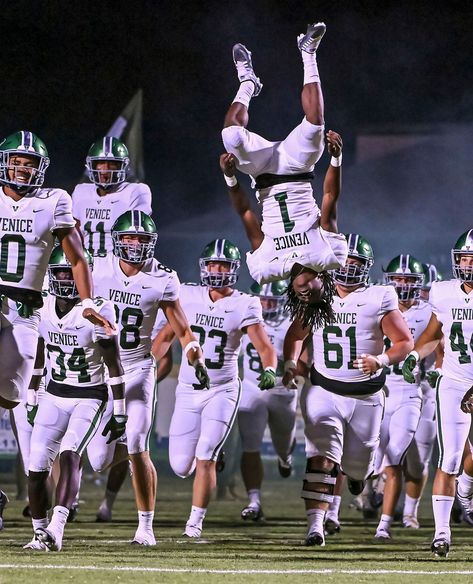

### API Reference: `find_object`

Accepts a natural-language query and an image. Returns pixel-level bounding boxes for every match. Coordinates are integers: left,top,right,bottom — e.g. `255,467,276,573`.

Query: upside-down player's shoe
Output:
241,503,265,523
297,22,326,54
0,490,8,531
23,536,50,551
131,529,156,546
431,533,450,557
35,527,62,552
232,43,263,96
305,528,325,547
183,522,202,538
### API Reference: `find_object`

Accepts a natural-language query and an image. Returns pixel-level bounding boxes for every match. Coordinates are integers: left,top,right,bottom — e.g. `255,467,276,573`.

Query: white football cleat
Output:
241,503,265,522
403,514,420,529
431,533,450,557
297,22,326,54
183,522,202,538
374,526,391,540
232,43,263,96
131,530,156,546
35,527,62,552
23,536,50,551
324,516,341,535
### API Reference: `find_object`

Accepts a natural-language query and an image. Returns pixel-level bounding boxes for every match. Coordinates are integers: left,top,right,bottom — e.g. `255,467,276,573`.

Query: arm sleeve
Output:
240,296,264,330
130,184,152,214
51,191,75,232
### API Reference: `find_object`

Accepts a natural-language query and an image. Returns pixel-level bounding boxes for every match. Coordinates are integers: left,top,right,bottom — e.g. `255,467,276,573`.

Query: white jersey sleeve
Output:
129,183,152,214
50,190,75,231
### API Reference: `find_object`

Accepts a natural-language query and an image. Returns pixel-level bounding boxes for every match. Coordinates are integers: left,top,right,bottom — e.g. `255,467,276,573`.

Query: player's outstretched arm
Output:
99,336,127,444
282,318,310,388
246,323,277,390
320,130,342,233
220,153,264,251
57,227,115,334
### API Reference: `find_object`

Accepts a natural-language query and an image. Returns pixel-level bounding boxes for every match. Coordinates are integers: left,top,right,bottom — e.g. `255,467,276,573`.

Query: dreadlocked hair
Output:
285,271,336,331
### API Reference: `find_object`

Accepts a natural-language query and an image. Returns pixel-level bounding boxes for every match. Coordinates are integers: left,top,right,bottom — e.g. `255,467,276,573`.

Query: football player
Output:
221,23,347,299
221,128,345,331
0,131,112,526
23,245,124,551
238,280,298,522
72,137,152,257
283,234,413,547
402,262,444,529
403,230,473,557
373,255,432,539
152,239,277,538
86,210,207,545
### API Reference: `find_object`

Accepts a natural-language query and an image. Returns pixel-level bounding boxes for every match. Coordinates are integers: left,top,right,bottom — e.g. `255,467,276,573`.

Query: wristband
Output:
27,389,38,406
264,367,276,374
82,298,95,311
184,340,200,364
32,368,45,377
284,360,297,372
330,153,342,167
193,357,205,369
224,174,238,187
408,350,420,363
113,398,126,416
375,353,390,367
108,375,124,386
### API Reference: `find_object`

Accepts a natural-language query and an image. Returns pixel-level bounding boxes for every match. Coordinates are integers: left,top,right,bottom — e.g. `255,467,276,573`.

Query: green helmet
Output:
199,238,241,288
334,234,374,287
250,279,288,324
422,263,443,291
384,254,424,301
48,245,93,299
0,131,50,192
85,137,129,188
452,230,473,282
111,211,157,263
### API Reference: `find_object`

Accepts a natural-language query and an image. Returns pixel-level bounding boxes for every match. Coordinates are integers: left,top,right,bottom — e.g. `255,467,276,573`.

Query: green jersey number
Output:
84,220,107,257
47,344,91,383
449,321,473,365
274,192,295,233
191,325,228,370
114,306,143,350
0,234,26,283
323,325,357,369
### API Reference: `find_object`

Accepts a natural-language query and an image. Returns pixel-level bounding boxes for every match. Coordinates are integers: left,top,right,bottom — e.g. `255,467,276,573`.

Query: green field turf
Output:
1,471,473,584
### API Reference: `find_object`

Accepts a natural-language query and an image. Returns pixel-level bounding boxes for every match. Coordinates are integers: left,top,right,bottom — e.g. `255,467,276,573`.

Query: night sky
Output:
2,0,472,281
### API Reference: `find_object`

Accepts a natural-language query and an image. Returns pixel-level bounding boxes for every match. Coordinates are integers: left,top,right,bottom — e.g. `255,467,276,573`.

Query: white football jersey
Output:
93,255,180,366
312,285,399,385
0,187,75,293
242,314,292,394
258,182,320,238
430,280,473,383
39,295,115,387
177,284,263,387
71,181,152,257
384,299,432,387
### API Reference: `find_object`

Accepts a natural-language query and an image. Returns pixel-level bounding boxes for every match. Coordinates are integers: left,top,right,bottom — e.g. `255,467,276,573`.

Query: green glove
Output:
102,414,128,444
402,354,418,384
194,364,210,390
426,369,441,389
258,367,277,390
26,404,38,426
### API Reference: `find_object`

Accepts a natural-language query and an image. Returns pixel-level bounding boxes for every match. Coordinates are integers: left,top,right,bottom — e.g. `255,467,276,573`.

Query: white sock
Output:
188,505,206,527
137,510,154,532
377,513,393,531
403,494,420,517
301,51,320,85
232,81,255,108
48,505,69,536
457,472,473,498
327,495,341,519
306,508,325,534
248,489,261,507
432,495,454,538
32,517,48,531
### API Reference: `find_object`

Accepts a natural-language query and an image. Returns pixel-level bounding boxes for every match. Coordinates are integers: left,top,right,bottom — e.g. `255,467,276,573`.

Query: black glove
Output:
26,404,38,426
193,364,210,390
102,414,128,444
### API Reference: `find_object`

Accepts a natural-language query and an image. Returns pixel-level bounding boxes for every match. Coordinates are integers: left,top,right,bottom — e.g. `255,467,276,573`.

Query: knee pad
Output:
87,445,115,473
170,454,196,479
301,462,338,503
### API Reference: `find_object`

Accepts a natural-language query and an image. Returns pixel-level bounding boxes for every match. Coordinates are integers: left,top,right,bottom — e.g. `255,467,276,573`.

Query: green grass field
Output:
1,469,473,584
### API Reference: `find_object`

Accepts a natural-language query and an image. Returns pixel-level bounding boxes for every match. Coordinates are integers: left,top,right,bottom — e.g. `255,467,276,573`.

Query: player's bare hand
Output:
326,130,343,157
460,385,473,414
282,370,298,389
219,152,237,176
353,353,382,375
83,308,116,336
